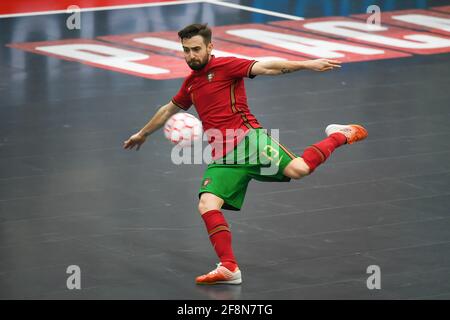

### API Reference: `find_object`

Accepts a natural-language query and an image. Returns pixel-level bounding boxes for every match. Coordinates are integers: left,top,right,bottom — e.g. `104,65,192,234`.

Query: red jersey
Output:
172,55,262,160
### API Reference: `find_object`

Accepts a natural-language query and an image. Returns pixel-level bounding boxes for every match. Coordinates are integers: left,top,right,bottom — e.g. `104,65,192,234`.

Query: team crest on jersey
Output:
207,72,214,82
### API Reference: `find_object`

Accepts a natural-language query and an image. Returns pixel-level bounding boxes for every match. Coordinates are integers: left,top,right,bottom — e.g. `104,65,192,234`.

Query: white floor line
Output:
0,0,204,18
0,0,304,20
205,0,304,20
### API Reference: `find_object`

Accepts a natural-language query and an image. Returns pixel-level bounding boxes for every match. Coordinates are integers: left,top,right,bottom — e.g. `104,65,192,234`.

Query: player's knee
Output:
290,169,306,180
198,193,223,215
296,162,311,178
285,158,311,180
198,199,208,215
289,170,302,180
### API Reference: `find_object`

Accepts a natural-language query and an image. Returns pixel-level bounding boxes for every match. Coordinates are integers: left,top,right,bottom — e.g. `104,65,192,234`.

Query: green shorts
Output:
198,128,298,211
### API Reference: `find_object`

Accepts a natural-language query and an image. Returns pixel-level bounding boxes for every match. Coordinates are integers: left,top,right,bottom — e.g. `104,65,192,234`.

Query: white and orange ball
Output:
164,112,202,147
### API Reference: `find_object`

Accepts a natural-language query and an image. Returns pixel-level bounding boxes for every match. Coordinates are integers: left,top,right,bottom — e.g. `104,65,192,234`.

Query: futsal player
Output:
123,24,368,285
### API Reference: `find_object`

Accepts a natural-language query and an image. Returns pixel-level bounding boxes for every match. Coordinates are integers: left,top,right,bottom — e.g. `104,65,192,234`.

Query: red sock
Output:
301,133,347,173
201,209,237,272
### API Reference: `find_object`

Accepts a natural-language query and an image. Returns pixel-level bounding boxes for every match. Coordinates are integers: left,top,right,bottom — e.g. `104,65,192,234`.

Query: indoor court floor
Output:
1,0,450,299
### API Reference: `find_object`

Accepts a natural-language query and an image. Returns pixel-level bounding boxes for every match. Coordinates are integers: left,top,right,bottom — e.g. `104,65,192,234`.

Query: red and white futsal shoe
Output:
325,124,368,144
196,263,242,285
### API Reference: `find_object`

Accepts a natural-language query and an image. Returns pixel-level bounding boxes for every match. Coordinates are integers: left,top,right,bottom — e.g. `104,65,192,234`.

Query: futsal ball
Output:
164,112,202,147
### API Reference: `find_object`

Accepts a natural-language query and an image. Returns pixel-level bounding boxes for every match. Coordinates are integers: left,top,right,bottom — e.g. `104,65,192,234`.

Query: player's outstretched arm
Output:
123,101,180,151
250,59,341,76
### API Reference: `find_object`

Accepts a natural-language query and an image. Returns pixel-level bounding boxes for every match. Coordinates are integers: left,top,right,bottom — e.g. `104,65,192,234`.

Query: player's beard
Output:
187,54,209,71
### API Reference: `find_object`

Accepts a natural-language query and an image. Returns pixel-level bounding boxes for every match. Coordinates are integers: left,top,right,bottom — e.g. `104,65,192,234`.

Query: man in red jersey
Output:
123,24,368,285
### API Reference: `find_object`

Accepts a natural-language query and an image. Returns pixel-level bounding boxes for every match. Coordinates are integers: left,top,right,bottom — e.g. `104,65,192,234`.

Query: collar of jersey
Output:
193,55,215,74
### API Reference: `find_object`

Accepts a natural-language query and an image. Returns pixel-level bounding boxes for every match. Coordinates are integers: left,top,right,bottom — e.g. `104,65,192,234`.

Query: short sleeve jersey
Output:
172,55,262,159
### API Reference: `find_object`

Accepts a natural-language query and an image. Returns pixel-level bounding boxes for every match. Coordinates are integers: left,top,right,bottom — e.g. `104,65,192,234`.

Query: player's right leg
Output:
198,192,224,215
196,192,242,285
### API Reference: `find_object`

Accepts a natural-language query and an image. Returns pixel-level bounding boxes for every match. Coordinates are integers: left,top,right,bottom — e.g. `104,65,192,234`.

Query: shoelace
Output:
341,127,352,133
208,263,222,275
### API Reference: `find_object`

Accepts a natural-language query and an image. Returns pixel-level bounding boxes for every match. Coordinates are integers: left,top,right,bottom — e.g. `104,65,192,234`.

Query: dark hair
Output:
178,23,212,44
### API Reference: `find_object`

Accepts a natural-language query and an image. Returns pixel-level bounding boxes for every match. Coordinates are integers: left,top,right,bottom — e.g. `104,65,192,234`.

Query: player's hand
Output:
305,59,341,72
123,132,147,151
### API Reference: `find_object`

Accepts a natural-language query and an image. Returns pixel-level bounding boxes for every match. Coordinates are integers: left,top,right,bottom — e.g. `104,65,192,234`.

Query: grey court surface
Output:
1,0,450,299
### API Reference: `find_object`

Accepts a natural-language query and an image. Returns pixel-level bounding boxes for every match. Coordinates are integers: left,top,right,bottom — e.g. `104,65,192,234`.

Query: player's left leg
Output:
283,123,368,179
283,157,311,179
